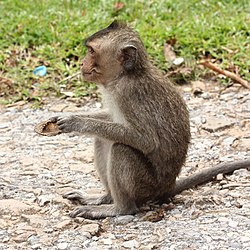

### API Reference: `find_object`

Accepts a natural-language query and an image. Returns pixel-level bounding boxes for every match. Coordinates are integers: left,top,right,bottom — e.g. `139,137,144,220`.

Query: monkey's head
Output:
81,21,148,85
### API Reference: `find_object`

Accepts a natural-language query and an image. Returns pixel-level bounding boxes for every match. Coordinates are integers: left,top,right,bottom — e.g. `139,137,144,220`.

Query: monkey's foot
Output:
69,204,137,219
63,191,113,205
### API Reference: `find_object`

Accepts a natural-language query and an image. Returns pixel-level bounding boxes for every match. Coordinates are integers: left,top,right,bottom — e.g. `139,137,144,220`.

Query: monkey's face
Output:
81,39,124,85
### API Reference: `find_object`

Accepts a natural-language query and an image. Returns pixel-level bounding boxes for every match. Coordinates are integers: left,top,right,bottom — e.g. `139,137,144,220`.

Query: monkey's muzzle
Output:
34,120,61,136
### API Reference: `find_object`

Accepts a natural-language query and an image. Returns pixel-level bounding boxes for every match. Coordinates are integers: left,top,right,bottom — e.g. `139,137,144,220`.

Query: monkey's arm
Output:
57,116,156,154
166,158,250,199
48,110,111,124
56,110,111,120
74,110,111,121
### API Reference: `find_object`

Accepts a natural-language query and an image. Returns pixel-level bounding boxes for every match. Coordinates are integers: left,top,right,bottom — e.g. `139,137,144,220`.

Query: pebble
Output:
228,220,238,228
57,242,69,250
80,223,100,235
202,116,235,132
122,239,139,249
54,220,72,230
115,215,135,224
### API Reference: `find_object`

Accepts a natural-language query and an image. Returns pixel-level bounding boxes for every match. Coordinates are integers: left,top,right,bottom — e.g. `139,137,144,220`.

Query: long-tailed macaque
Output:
48,21,249,219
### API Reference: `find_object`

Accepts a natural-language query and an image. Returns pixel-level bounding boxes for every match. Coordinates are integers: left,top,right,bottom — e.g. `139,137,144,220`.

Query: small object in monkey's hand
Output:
34,120,61,136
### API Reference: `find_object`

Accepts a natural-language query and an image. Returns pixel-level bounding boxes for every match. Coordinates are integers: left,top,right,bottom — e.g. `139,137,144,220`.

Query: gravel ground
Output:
0,81,249,250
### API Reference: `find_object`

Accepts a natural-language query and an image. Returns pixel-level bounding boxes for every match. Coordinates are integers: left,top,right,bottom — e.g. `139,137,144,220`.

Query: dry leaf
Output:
114,2,125,10
164,43,176,62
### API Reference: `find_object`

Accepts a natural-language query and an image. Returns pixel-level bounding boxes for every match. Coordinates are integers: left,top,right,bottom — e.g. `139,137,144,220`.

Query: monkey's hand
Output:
57,115,84,133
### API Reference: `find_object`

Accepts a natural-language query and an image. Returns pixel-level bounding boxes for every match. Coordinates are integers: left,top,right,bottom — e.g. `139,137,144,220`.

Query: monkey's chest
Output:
110,105,127,124
102,90,127,124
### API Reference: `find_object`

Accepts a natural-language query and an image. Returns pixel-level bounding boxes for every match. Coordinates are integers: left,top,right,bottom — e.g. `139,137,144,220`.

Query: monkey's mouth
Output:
82,69,101,75
81,71,92,75
81,70,101,77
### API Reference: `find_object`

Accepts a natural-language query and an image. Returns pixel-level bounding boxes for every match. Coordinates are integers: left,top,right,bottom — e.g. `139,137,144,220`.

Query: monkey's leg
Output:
69,143,156,219
63,138,113,205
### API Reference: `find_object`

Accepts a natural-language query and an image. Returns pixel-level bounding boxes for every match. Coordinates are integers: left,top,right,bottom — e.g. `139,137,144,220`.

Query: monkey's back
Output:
106,72,190,188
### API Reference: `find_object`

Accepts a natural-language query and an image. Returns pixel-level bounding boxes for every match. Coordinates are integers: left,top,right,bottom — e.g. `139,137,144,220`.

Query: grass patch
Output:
0,0,249,104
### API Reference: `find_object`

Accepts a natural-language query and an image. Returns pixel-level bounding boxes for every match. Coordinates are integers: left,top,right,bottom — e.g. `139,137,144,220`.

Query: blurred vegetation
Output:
0,0,249,105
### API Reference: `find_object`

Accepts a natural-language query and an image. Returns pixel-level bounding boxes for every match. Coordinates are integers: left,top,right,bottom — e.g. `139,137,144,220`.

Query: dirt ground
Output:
0,81,249,250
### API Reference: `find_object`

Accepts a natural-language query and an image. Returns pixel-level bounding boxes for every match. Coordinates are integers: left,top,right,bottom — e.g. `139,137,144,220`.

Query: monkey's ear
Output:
108,20,119,29
120,45,137,71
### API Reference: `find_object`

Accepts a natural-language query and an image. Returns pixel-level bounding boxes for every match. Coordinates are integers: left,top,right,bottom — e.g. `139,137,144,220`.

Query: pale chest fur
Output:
100,86,127,124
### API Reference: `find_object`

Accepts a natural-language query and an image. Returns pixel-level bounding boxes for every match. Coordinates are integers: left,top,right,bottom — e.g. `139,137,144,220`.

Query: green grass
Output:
0,0,249,104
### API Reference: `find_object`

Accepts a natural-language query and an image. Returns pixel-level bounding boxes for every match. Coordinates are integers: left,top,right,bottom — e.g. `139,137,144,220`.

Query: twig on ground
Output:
222,183,250,189
57,72,81,84
199,60,250,90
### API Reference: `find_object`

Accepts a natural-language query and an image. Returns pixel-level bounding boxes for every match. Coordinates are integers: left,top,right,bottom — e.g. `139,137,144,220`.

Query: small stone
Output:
223,137,236,146
28,235,39,246
229,242,242,249
237,138,250,150
31,244,42,249
173,57,184,65
0,159,7,164
96,102,102,108
234,169,248,176
0,219,7,228
102,238,113,245
0,123,9,129
21,214,47,227
191,80,206,96
79,223,100,236
13,231,37,243
228,220,238,228
122,239,139,249
220,180,227,185
115,215,134,224
201,117,207,124
20,157,36,166
202,116,235,132
69,163,95,173
57,242,69,250
54,219,72,230
0,199,40,215
2,237,10,243
200,92,211,99
74,217,85,224
216,173,224,181
63,104,80,112
49,103,68,112
37,194,53,206
241,236,250,242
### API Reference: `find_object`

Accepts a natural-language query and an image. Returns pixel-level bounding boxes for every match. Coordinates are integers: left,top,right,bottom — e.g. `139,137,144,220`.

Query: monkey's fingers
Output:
69,206,92,218
48,116,59,123
56,116,74,133
63,191,86,204
69,205,118,219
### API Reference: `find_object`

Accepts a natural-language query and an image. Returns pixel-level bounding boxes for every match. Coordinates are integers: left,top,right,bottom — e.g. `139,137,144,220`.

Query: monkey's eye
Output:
87,46,95,54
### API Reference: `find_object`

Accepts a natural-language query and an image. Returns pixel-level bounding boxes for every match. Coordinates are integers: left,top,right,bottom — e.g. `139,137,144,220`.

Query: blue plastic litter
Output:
33,66,47,77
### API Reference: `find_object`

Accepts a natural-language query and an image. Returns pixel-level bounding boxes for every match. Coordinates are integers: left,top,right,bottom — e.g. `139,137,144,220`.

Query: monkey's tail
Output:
167,158,250,198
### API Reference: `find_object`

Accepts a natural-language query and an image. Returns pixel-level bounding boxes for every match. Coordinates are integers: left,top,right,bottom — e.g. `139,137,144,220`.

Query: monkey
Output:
47,21,250,219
